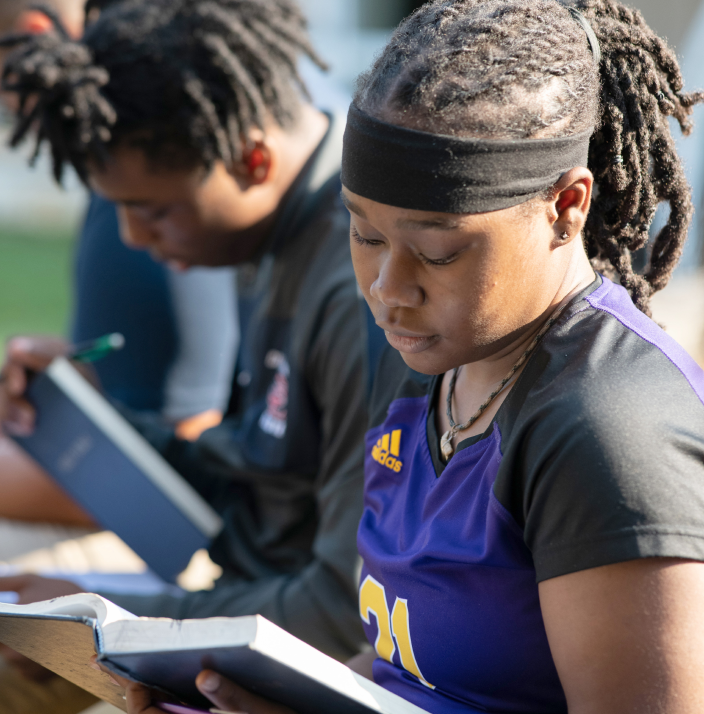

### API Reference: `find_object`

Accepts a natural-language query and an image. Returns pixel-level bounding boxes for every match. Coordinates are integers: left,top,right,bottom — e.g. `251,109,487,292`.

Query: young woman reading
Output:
20,0,704,712
345,2,704,711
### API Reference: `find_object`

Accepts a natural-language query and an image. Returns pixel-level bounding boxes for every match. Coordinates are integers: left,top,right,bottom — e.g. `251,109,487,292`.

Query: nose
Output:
370,251,425,309
117,208,159,249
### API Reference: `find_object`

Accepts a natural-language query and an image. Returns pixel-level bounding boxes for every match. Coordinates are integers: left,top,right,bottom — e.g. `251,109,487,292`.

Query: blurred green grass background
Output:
0,225,74,360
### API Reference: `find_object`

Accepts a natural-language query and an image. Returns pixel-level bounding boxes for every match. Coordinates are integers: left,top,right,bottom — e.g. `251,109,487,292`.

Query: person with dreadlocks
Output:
0,0,377,705
0,0,240,545
108,0,704,713
0,0,84,43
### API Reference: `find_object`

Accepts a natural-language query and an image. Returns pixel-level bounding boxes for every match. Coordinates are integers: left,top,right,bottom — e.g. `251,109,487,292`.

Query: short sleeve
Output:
510,325,704,582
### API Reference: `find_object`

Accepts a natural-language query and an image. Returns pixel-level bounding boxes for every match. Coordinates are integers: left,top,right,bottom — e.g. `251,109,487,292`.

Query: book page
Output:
0,593,136,626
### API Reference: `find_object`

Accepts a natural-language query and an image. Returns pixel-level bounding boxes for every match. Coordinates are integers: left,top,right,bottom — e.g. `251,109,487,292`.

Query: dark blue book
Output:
0,594,429,714
12,358,223,582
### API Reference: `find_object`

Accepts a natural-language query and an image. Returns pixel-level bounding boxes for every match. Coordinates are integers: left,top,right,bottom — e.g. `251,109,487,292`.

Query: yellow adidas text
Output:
372,429,403,472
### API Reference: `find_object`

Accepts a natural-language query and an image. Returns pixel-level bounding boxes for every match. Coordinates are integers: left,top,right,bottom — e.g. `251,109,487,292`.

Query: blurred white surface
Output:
0,520,222,592
650,271,704,364
672,1,704,273
0,125,86,233
299,0,392,91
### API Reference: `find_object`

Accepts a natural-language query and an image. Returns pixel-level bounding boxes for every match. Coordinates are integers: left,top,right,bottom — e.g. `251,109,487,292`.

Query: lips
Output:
384,330,439,354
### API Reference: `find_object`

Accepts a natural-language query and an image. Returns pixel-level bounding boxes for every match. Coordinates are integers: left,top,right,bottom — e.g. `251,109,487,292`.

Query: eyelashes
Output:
350,224,459,267
420,253,457,267
351,224,373,246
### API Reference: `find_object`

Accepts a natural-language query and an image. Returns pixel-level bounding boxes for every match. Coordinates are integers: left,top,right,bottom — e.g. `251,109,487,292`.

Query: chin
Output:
395,340,490,376
396,350,454,377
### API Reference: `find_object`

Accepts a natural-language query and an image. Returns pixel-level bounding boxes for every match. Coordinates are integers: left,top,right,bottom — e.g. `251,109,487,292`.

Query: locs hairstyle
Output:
0,0,326,182
354,0,704,315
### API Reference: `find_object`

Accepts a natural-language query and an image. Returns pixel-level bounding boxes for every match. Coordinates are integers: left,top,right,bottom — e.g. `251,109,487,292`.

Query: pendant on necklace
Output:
440,430,455,461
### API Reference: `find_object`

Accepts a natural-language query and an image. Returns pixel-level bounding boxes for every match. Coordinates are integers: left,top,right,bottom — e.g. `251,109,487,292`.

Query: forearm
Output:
0,436,95,526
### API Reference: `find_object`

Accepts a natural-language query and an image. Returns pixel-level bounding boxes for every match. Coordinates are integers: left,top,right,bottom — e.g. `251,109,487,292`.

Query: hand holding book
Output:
0,335,102,437
0,594,428,714
104,666,295,714
0,573,83,605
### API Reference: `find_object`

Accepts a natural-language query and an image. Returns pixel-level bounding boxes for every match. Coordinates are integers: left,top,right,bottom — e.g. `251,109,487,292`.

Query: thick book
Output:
0,594,429,714
12,357,223,582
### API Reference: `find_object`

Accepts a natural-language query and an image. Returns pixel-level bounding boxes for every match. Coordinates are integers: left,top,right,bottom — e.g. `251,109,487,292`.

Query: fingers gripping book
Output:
0,594,429,714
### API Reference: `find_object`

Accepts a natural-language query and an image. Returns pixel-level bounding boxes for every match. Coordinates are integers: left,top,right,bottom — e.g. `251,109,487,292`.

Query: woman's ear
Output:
549,167,594,248
15,10,54,35
232,141,272,186
16,8,83,39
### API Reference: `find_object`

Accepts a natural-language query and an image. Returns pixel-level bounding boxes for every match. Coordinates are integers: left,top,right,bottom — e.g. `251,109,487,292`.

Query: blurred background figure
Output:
0,0,431,548
0,0,239,424
0,0,239,544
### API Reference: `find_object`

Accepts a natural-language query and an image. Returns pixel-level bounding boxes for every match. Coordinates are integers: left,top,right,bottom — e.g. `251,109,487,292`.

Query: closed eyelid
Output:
352,220,466,265
420,253,459,266
351,223,383,242
419,245,467,264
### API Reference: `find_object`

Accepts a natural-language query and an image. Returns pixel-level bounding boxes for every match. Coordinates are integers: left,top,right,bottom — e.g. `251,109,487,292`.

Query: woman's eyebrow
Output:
340,192,367,218
396,216,461,231
340,192,460,230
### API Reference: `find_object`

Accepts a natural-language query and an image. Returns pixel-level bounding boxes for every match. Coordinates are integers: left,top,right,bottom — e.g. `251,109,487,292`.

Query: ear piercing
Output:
247,148,265,172
560,232,569,241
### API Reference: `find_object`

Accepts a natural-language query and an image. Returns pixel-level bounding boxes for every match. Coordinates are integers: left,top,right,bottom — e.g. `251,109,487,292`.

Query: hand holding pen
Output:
66,333,126,364
0,333,124,437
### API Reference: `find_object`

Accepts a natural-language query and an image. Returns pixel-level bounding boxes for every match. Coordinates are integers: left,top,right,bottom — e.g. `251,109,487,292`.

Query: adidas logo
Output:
372,429,403,472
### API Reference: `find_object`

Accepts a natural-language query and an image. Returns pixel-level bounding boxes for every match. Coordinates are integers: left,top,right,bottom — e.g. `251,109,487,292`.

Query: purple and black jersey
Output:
358,276,704,714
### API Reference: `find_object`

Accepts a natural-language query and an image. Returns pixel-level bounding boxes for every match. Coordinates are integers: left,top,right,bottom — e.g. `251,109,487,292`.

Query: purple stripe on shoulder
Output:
586,277,704,405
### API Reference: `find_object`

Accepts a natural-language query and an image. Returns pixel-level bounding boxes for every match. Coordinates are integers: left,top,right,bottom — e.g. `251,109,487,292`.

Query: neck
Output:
466,245,595,387
442,249,595,449
239,105,329,261
272,105,330,198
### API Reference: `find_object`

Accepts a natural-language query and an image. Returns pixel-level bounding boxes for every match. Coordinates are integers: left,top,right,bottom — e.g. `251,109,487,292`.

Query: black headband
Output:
341,5,599,214
565,6,601,65
341,104,592,214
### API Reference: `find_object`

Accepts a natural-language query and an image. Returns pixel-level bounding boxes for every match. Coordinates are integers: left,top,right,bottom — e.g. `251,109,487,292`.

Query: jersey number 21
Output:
359,575,434,689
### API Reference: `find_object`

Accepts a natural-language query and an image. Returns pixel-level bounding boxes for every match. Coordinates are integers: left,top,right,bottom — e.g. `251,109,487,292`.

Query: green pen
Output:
69,333,126,363
0,333,125,385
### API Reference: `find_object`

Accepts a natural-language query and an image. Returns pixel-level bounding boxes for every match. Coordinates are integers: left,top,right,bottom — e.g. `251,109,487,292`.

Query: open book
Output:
0,594,429,714
12,357,223,582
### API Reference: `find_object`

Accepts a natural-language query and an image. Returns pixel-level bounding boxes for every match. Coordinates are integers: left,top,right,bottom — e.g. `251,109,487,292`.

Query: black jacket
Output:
106,115,374,661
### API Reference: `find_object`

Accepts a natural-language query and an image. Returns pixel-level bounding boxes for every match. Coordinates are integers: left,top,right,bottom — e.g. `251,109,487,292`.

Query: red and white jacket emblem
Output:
259,351,289,439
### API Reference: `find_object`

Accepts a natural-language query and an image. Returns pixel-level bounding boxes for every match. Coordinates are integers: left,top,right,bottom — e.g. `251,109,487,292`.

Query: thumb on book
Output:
196,670,295,714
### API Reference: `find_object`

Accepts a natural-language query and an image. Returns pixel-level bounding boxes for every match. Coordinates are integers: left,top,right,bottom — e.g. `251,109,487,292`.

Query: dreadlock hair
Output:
83,0,122,27
83,0,118,15
0,0,327,184
354,0,704,315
